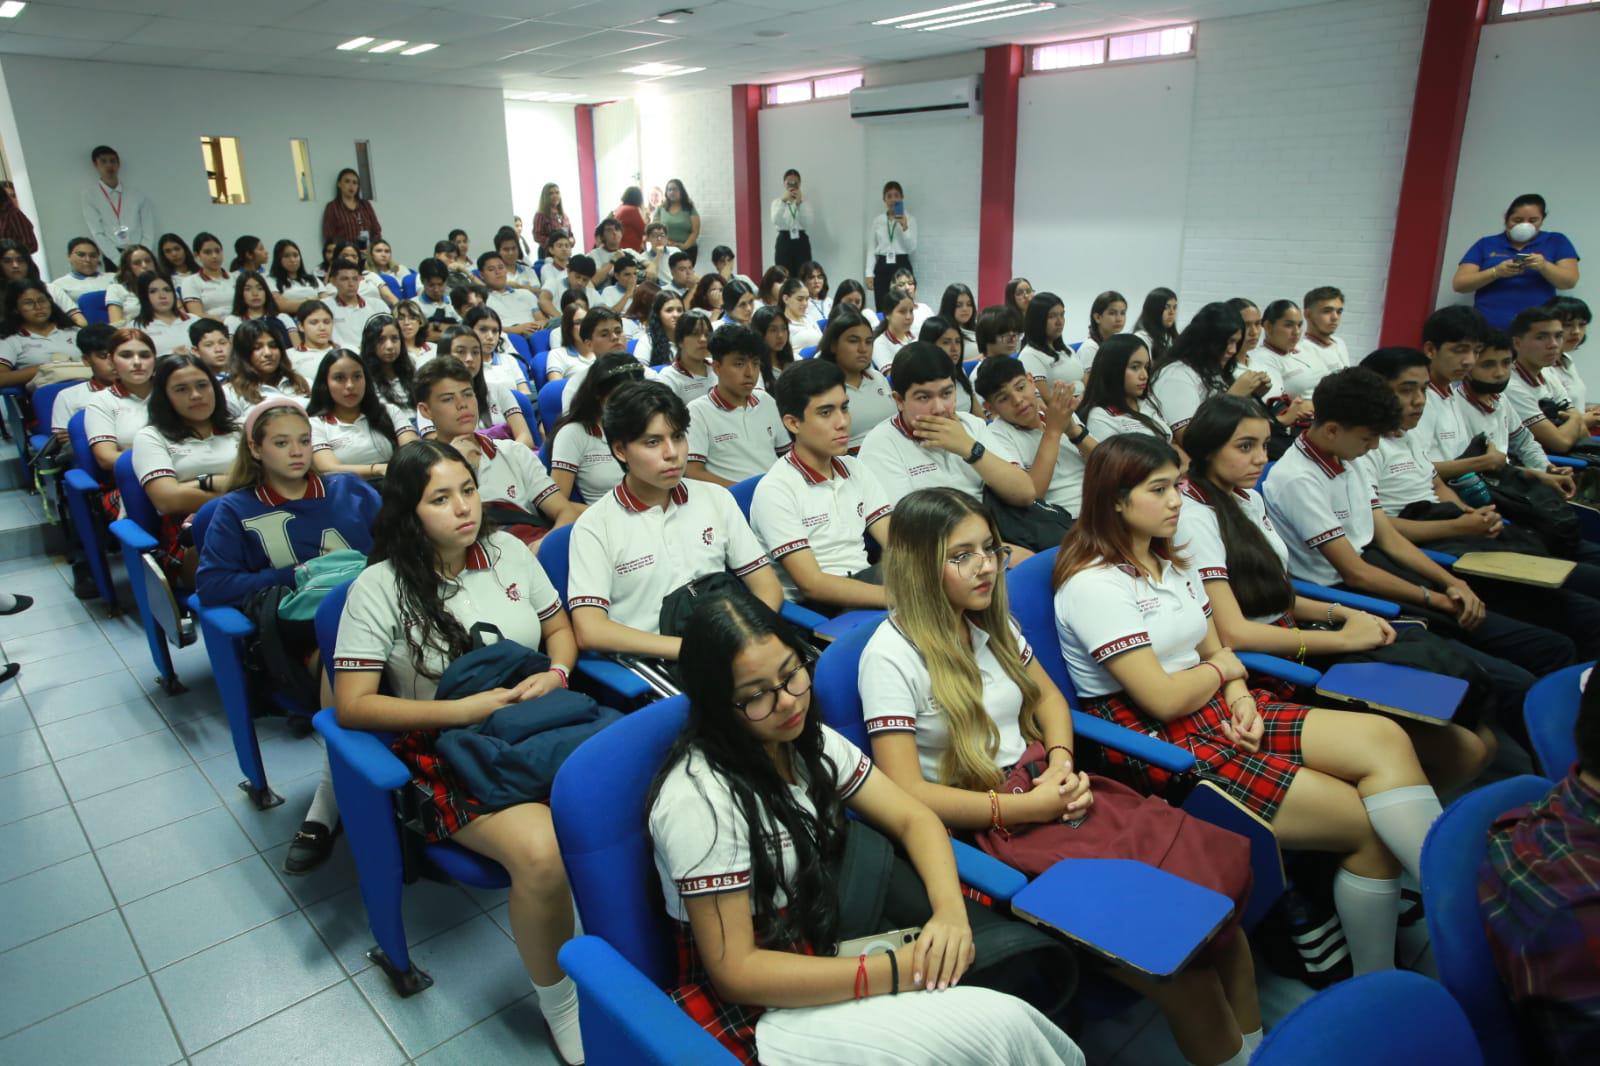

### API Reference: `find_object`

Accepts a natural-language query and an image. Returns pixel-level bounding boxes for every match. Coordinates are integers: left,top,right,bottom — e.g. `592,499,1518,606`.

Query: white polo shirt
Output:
870,331,909,372
49,272,110,317
414,292,460,325
487,288,539,329
651,360,715,407
1358,432,1439,516
1417,378,1471,463
310,407,408,467
1018,344,1085,392
289,346,333,381
482,349,528,395
0,326,79,371
859,616,1033,782
546,346,593,381
1504,361,1563,433
632,335,674,367
858,412,987,506
1084,405,1171,442
1149,362,1214,434
271,279,327,307
981,417,1086,516
83,381,149,449
1549,359,1588,412
333,532,561,701
550,423,623,503
221,381,309,421
415,379,520,437
328,295,385,350
184,271,234,316
1176,481,1291,625
1262,434,1380,587
52,378,110,434
472,433,560,513
1271,340,1342,400
104,282,140,321
1300,332,1350,373
1455,383,1548,470
686,388,789,482
787,317,823,353
567,480,771,632
131,424,239,487
142,316,197,356
650,725,869,920
843,367,896,451
751,451,892,597
1251,344,1303,407
1055,558,1212,700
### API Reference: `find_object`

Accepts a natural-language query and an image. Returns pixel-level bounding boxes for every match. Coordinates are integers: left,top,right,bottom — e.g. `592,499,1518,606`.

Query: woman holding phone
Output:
869,181,917,312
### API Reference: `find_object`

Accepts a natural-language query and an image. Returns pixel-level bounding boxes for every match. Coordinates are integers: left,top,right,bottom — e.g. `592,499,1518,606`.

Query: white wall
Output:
638,89,735,261
759,98,865,288
592,99,640,240
504,101,583,251
2,55,513,274
1013,60,1195,339
1176,0,1426,356
1439,8,1600,375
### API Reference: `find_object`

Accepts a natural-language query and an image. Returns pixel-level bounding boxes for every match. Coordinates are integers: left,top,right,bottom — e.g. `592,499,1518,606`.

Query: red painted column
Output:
1379,0,1489,345
731,84,763,275
574,104,599,243
978,44,1023,308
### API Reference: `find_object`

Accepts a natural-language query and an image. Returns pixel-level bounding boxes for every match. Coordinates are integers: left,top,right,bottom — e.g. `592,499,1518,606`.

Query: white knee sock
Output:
534,975,584,1064
1332,868,1400,975
0,592,16,612
1241,1028,1262,1054
303,748,338,829
1362,785,1442,882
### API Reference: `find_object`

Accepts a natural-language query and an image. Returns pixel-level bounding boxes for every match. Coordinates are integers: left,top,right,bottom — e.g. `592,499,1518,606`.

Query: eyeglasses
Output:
16,298,51,310
947,545,1011,579
733,660,814,721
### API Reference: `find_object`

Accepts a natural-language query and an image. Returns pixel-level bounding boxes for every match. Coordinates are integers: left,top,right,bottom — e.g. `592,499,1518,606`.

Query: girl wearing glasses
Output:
549,352,644,503
1055,434,1445,978
861,487,1262,1066
647,590,1083,1065
0,278,78,388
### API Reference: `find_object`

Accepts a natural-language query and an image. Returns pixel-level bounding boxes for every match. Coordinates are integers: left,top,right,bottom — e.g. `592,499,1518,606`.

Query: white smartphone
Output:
836,926,921,957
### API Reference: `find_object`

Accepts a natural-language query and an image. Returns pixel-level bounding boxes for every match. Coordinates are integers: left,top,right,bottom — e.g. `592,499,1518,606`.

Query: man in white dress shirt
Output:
81,146,154,269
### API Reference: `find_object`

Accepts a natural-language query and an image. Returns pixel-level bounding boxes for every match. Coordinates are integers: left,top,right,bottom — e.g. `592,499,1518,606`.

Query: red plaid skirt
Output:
390,728,491,842
670,920,819,1064
1084,686,1309,821
153,513,190,585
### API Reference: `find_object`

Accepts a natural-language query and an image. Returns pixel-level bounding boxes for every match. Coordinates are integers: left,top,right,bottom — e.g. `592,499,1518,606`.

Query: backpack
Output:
278,549,369,622
28,352,92,391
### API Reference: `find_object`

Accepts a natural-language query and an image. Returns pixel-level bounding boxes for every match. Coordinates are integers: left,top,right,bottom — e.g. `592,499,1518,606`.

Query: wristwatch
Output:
199,473,214,493
1067,422,1089,445
964,440,986,465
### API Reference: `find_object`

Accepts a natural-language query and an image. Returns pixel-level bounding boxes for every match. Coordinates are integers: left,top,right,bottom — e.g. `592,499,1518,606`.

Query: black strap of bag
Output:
981,487,1073,554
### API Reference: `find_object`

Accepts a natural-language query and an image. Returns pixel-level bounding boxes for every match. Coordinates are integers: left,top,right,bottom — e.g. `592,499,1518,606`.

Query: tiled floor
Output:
0,544,1336,1065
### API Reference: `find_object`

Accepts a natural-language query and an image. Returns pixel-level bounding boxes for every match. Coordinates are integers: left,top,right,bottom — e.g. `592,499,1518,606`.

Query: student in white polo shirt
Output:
1414,305,1489,477
552,307,631,415
649,308,715,406
462,306,530,398
479,251,541,334
326,258,385,350
751,360,892,612
493,227,543,298
1057,432,1445,979
549,353,645,504
639,222,676,287
870,286,915,372
221,321,311,420
51,325,118,446
546,302,595,383
84,327,156,485
413,259,460,329
1262,366,1577,686
568,380,783,666
306,350,419,480
536,231,577,320
1017,293,1084,392
413,356,578,539
1505,303,1592,459
187,319,231,378
49,236,111,322
184,233,234,317
974,356,1094,517
661,251,696,299
542,255,601,325
1456,331,1577,497
330,439,585,1066
415,328,532,446
1298,286,1352,379
1079,334,1174,444
1148,301,1271,448
1253,300,1320,414
287,300,336,381
0,278,79,388
857,342,1033,510
815,307,895,451
685,323,789,486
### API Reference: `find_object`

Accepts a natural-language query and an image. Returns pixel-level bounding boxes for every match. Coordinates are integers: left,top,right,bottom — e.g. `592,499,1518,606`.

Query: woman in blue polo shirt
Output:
1452,193,1580,329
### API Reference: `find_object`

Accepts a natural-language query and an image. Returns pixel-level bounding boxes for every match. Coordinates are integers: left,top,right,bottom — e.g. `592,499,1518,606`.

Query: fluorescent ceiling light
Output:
873,0,1009,26
916,2,1054,29
337,36,375,50
621,61,703,76
400,42,438,56
904,1,1050,29
368,39,407,53
0,2,26,18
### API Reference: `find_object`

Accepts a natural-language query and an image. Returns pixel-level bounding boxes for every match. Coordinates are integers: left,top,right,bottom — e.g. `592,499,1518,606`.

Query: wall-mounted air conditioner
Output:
848,76,981,122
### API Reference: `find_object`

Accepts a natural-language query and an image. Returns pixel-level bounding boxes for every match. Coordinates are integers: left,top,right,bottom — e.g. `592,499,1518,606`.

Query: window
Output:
354,140,375,201
1030,23,1194,74
290,139,314,202
200,136,248,205
1494,0,1599,17
763,70,864,107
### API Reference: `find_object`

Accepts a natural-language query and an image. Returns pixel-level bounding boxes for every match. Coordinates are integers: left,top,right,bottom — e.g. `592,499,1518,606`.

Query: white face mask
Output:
1507,221,1538,243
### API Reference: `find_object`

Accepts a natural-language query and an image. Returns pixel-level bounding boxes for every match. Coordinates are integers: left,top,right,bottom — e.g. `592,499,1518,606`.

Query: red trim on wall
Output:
1379,0,1489,346
731,84,763,275
574,104,599,242
978,45,1023,308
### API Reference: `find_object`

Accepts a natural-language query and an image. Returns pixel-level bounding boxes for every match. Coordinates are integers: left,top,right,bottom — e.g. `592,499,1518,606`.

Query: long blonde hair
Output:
227,402,309,492
537,182,561,217
883,488,1042,791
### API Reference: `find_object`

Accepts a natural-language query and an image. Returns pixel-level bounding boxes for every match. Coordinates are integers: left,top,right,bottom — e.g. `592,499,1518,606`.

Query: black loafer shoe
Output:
283,820,340,875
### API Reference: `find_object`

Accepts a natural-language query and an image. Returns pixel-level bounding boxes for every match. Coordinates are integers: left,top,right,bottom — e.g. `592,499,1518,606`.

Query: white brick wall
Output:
1177,0,1426,355
639,89,736,260
862,115,984,308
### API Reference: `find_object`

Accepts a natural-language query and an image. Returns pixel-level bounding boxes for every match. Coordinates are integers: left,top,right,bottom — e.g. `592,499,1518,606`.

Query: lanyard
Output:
786,201,801,226
100,184,123,221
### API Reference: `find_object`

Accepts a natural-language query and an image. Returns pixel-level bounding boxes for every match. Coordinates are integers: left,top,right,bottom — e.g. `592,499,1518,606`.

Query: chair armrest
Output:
1290,580,1400,619
575,654,651,701
1070,709,1194,774
1548,455,1587,469
109,517,158,553
779,601,829,631
950,840,1027,904
313,708,411,791
64,468,100,494
196,602,255,640
1238,651,1322,689
1422,548,1458,567
559,936,736,1065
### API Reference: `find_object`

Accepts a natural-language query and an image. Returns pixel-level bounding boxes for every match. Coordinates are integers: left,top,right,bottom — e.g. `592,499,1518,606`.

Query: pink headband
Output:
243,397,307,440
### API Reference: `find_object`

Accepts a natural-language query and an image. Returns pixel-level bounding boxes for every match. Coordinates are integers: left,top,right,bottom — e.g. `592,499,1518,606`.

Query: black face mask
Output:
1466,376,1509,395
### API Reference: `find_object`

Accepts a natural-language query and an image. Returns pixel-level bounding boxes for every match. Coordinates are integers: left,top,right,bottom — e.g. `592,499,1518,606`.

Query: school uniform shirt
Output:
639,247,678,287
1409,378,1468,467
83,381,149,450
413,379,520,437
328,294,385,350
650,359,715,407
139,315,197,356
868,213,918,265
132,425,239,487
546,346,593,382
464,433,558,515
1077,337,1101,368
1149,362,1225,436
1504,361,1566,435
1263,340,1340,401
859,616,1032,782
631,334,674,368
807,296,832,322
1018,345,1085,393
288,346,333,381
224,312,299,340
103,281,141,321
1261,434,1381,587
1055,558,1212,700
550,423,623,503
49,272,110,317
843,368,896,451
333,531,561,701
1549,359,1589,413
359,272,394,304
482,348,528,394
751,451,891,598
413,292,460,325
686,389,790,483
1084,405,1171,442
1357,432,1441,517
870,331,910,373
1301,331,1350,370
487,287,540,329
1176,481,1292,625
185,271,234,316
651,723,870,920
567,479,771,632
1455,382,1549,471
786,317,823,353
858,412,988,507
981,417,1086,516
0,326,79,372
406,342,436,369
272,279,328,307
311,407,408,467
221,381,309,422
195,473,380,609
51,378,109,434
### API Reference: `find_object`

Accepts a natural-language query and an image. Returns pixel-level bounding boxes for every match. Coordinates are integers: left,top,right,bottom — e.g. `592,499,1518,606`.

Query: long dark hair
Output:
229,235,263,273
1088,290,1126,343
644,290,680,367
0,239,39,281
1134,287,1178,364
436,326,493,428
158,233,200,275
939,283,976,333
751,304,793,380
648,592,845,952
230,271,277,319
1182,396,1294,619
1022,291,1067,361
135,271,188,327
1004,277,1031,321
918,315,974,402
3,278,73,336
552,351,645,439
269,239,318,292
688,272,723,314
308,349,404,447
358,314,415,409
370,441,486,680
1152,300,1245,401
829,278,868,320
1054,433,1186,588
226,320,307,405
147,353,235,441
1080,334,1166,437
